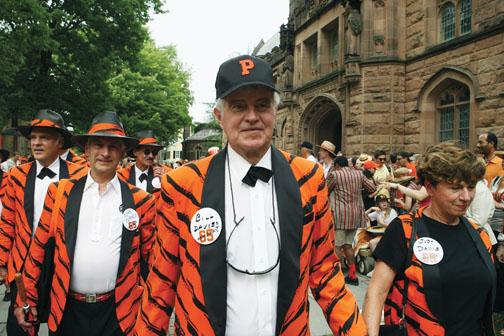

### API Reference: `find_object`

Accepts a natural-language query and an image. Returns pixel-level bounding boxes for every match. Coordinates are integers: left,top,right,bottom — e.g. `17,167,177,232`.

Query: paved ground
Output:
0,274,369,336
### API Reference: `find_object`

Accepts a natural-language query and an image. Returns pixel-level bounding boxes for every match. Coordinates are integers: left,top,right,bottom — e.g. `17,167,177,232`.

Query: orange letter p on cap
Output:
239,59,255,76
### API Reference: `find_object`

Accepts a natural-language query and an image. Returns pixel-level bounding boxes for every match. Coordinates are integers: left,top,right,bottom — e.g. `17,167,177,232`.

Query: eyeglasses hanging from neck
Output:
225,151,281,275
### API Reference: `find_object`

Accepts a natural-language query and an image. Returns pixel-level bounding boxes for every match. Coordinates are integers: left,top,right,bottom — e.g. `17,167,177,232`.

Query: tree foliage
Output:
108,41,193,144
0,0,164,129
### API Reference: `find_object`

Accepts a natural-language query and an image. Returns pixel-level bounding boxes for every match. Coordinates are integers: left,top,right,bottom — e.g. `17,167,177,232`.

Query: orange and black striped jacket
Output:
65,149,88,166
384,209,495,335
134,147,367,336
19,175,156,335
0,160,87,283
0,170,8,204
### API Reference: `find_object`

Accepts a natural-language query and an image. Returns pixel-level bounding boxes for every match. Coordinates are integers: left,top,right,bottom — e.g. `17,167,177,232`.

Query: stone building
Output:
257,0,504,156
182,128,222,161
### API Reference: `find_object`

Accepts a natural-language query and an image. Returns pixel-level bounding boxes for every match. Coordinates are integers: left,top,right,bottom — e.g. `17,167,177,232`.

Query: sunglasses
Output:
378,157,386,161
143,149,159,156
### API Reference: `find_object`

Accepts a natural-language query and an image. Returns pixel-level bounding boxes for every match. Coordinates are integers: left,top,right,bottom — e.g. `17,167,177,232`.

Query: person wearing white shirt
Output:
0,109,80,336
117,130,164,193
15,111,155,336
466,179,496,245
317,140,337,179
300,141,317,163
135,55,367,335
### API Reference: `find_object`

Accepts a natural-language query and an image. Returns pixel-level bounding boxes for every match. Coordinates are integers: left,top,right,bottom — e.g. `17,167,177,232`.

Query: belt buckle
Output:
85,293,97,303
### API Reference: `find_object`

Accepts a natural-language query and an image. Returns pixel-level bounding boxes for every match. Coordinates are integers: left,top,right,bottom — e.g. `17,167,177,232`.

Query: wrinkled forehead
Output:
87,137,125,147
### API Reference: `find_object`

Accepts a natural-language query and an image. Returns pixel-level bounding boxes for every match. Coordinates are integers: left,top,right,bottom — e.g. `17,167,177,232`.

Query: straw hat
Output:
316,140,336,156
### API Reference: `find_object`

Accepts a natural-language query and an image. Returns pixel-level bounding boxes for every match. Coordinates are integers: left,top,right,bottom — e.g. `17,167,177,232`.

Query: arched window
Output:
436,84,470,147
440,3,456,41
460,0,472,35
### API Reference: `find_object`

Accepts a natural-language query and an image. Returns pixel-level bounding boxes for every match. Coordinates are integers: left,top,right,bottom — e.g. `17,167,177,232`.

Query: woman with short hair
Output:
363,141,496,336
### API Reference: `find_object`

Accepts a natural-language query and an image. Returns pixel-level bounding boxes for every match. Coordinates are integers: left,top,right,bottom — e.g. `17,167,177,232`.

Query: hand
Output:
153,166,163,178
0,266,7,285
14,306,38,332
370,207,380,212
496,245,504,263
387,182,399,189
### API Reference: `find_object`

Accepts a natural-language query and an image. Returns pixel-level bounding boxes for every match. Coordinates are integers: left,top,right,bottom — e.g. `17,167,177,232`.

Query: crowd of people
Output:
0,54,501,336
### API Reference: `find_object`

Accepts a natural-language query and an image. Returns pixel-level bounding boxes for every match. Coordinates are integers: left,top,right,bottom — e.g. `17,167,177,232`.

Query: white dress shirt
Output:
466,179,497,244
33,159,60,234
70,173,123,294
225,146,280,336
307,154,317,163
322,161,332,179
134,165,149,191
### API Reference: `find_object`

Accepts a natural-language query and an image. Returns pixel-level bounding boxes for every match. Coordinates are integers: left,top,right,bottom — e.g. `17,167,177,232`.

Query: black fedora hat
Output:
72,111,138,151
17,109,73,149
127,130,164,157
215,55,279,99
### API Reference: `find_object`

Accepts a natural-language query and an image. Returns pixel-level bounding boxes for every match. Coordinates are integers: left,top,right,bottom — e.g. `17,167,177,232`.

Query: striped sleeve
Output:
134,174,180,335
0,173,16,266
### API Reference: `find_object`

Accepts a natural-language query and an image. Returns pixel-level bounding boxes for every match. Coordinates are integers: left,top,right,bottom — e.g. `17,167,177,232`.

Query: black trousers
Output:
49,296,124,336
7,282,40,336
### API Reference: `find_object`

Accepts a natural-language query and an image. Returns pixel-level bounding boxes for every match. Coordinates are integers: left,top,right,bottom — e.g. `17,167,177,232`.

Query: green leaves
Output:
108,40,193,144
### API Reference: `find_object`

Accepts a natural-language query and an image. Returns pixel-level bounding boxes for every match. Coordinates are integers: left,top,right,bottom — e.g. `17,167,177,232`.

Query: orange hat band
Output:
139,138,158,146
31,119,62,129
88,123,126,136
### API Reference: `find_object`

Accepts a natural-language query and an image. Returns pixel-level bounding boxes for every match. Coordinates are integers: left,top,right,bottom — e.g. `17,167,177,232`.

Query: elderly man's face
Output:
214,86,275,162
30,127,63,166
476,133,492,155
134,146,158,170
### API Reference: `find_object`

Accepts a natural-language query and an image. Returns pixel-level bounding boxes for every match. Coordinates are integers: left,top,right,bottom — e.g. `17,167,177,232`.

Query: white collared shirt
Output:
134,165,149,191
307,154,317,163
225,145,280,336
33,158,60,234
70,173,122,294
323,161,332,179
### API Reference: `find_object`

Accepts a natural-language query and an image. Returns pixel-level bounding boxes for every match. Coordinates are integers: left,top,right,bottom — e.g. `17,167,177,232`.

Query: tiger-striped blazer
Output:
117,165,158,194
134,146,367,336
0,170,8,204
65,149,88,166
0,159,87,283
19,175,156,335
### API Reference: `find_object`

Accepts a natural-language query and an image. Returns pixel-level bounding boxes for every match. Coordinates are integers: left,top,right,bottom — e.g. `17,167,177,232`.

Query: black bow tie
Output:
139,173,148,183
37,167,56,180
242,166,273,187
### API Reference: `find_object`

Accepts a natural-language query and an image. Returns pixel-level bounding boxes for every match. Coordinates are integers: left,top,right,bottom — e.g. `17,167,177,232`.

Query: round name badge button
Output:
413,237,444,265
123,208,140,231
190,208,222,245
152,177,161,189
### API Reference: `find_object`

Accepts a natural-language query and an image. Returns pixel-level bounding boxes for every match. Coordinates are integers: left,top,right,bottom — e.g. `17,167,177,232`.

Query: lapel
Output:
200,148,227,336
272,147,303,335
64,176,87,269
117,179,136,279
24,163,37,231
59,158,69,178
128,165,136,185
146,167,154,193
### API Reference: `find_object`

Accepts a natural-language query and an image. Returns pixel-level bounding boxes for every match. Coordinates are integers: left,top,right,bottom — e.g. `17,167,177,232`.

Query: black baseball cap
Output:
215,55,278,99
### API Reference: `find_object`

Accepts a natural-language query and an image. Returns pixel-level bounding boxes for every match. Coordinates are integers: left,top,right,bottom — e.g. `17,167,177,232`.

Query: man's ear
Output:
213,107,224,129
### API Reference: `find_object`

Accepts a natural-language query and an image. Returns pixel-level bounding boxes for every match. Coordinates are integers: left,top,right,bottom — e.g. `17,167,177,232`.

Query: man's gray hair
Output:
214,91,281,113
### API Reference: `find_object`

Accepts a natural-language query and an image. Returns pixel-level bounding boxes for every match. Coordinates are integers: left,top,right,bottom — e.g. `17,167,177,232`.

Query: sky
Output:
148,0,290,123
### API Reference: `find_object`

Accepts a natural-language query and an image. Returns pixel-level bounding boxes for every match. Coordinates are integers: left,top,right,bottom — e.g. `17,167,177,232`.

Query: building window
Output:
460,0,471,34
436,84,470,147
174,151,181,159
195,146,202,160
440,3,456,41
330,29,339,61
310,42,318,69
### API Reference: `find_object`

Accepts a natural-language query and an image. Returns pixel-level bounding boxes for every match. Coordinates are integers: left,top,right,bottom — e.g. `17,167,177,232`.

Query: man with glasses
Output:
373,149,391,184
118,130,164,193
134,55,366,336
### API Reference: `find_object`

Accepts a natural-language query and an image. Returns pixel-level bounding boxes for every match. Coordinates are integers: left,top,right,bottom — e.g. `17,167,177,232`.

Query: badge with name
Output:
190,208,222,245
152,176,161,189
123,208,140,231
413,237,444,265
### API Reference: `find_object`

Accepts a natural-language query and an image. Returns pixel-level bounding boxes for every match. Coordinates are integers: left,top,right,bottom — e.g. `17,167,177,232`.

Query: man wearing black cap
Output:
15,111,156,336
118,130,164,193
300,140,317,163
135,55,366,335
0,109,88,335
